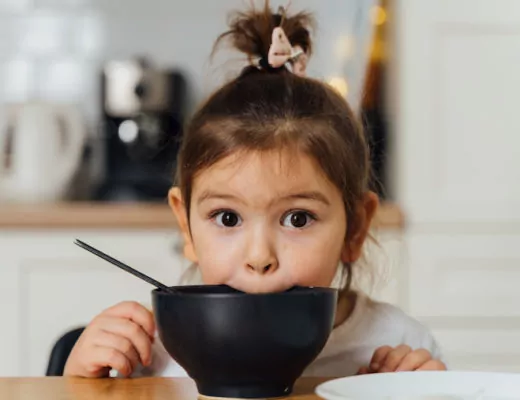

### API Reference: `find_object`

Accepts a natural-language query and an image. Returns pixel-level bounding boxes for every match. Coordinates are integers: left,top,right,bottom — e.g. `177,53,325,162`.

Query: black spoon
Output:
74,239,176,294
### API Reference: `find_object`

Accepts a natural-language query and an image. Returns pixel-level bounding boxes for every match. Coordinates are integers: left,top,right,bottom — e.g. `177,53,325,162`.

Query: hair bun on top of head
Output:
213,1,315,77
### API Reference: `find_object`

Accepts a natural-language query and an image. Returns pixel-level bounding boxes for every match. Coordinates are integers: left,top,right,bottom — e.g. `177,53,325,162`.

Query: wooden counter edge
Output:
0,202,404,230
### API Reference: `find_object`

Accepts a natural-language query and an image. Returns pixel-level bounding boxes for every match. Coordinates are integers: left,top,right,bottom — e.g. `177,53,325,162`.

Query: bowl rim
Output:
152,284,338,298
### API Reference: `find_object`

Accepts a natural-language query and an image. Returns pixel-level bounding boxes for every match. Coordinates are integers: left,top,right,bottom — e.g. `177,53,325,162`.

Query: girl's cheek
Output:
282,248,340,287
280,236,341,286
197,238,242,284
297,267,336,287
198,250,233,283
199,260,234,284
281,254,317,284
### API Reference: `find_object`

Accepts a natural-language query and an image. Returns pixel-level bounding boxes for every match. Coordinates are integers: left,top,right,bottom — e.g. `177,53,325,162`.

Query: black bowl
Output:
152,285,337,399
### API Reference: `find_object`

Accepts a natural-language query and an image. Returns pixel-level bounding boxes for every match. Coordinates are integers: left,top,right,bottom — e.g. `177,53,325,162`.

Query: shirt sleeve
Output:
369,300,447,368
402,318,448,368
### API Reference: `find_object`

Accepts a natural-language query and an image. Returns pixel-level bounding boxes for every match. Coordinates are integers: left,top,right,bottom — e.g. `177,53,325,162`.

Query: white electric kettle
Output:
0,101,86,203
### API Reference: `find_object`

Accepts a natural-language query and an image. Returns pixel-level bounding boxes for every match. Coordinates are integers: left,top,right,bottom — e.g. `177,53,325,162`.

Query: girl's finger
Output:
89,347,133,377
103,301,156,339
369,346,393,372
379,345,412,372
395,348,432,371
357,366,369,375
94,330,141,370
417,359,447,371
95,317,153,366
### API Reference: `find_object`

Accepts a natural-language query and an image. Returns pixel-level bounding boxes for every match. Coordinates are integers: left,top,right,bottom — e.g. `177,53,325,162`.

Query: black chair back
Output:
45,327,85,376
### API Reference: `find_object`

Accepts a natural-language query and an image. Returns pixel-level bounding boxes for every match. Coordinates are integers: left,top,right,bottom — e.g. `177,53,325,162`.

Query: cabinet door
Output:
404,231,520,372
0,229,189,377
392,0,520,224
406,231,520,318
431,328,520,372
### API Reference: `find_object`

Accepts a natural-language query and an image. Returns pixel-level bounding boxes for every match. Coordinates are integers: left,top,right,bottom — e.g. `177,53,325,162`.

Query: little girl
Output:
64,3,446,379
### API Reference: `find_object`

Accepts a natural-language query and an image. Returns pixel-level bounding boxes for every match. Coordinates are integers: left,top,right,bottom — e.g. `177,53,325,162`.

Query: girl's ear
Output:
341,191,380,263
168,187,198,263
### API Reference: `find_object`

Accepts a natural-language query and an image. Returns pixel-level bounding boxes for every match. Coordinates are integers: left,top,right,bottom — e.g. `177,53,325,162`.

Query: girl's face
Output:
170,150,378,293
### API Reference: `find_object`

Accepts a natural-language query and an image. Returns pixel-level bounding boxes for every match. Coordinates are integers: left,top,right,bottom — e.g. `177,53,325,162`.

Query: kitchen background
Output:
1,0,520,380
0,0,379,203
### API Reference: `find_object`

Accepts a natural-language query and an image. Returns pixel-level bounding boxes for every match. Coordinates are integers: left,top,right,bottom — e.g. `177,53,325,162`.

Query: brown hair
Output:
175,1,371,295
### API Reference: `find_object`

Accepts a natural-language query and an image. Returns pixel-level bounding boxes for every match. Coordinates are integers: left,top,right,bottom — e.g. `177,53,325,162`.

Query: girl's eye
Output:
281,211,315,229
214,211,242,227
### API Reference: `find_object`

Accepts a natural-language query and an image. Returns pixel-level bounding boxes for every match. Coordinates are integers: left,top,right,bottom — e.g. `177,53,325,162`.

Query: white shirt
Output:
132,291,443,378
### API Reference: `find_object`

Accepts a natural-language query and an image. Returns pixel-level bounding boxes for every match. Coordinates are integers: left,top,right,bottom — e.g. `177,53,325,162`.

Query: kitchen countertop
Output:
0,202,404,229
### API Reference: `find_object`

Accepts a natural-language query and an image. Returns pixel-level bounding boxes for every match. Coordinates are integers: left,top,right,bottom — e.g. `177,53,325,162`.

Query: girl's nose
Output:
244,228,278,275
247,261,278,275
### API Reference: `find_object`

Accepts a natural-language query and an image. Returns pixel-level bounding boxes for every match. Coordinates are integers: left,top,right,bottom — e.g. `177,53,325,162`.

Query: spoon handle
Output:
74,239,174,293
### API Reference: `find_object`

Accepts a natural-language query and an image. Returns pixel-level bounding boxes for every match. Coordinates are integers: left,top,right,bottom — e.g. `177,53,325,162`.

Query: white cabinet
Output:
0,229,191,377
431,328,520,373
393,0,520,224
392,0,520,372
406,232,520,318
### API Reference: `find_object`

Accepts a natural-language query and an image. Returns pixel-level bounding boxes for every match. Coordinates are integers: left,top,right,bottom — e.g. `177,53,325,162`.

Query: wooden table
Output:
0,377,331,399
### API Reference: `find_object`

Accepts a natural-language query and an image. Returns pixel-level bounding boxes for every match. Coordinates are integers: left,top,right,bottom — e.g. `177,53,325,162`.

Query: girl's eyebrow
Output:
280,191,330,206
197,190,330,206
197,191,244,205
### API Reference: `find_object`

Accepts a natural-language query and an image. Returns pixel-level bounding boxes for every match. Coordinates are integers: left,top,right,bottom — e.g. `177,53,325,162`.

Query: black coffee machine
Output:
94,57,187,202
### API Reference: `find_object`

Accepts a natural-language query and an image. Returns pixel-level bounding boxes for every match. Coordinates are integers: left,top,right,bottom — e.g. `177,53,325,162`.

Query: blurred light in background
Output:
335,35,355,61
118,120,139,144
370,5,387,26
327,77,349,97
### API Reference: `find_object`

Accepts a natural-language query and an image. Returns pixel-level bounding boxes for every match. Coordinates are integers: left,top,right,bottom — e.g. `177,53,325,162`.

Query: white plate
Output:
315,371,520,399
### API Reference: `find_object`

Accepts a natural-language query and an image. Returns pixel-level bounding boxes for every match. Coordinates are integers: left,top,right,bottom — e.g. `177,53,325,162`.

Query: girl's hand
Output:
63,301,156,378
357,345,446,375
